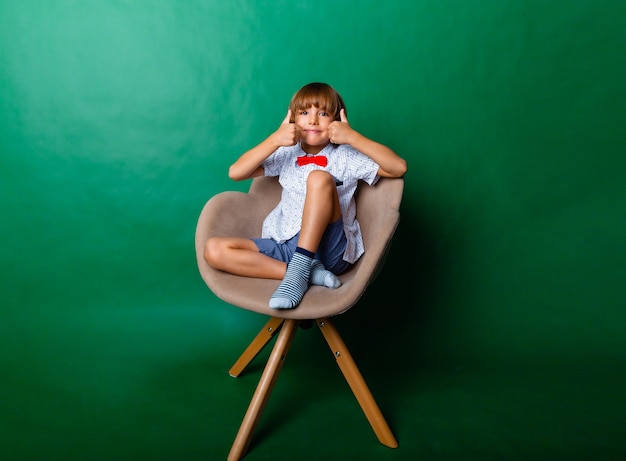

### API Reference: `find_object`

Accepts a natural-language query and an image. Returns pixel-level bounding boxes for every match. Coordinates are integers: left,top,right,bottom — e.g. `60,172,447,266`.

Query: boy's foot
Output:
310,260,341,289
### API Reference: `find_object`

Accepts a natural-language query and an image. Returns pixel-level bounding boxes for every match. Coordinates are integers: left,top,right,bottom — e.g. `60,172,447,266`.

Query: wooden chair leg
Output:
229,317,285,378
316,318,398,449
228,318,299,461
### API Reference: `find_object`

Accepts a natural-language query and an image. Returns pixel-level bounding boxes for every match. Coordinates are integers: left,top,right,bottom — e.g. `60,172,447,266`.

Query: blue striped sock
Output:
269,250,312,309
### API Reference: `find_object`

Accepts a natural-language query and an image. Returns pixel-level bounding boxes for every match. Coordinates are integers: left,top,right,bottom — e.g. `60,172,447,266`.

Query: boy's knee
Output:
203,238,220,266
306,170,334,189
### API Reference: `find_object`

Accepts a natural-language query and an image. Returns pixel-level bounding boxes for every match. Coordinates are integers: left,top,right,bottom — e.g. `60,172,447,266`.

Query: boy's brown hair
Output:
289,82,346,122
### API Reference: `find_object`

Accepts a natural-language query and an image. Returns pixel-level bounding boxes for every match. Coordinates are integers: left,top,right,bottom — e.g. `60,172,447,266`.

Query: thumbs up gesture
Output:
272,109,299,147
328,109,354,145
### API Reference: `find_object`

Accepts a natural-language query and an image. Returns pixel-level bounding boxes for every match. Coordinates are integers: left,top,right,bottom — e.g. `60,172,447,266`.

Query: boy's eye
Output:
300,111,308,116
319,111,329,117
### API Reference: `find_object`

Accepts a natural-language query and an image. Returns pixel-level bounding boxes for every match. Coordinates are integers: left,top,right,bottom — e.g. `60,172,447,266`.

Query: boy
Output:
204,82,407,308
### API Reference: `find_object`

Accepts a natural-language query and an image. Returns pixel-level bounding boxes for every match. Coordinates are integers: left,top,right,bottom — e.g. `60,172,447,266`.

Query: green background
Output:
1,1,624,460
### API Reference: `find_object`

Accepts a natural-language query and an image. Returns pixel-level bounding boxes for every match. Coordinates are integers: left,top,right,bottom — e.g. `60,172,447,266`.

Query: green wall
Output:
1,1,624,460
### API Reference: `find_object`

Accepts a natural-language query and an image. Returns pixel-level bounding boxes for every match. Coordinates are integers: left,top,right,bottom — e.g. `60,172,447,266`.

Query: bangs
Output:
289,83,345,120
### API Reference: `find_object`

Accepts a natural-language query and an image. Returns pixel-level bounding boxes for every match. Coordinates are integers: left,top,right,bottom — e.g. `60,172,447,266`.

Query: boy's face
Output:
294,105,334,153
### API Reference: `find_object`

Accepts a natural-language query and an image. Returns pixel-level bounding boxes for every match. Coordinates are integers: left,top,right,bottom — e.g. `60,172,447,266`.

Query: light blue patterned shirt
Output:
261,142,379,263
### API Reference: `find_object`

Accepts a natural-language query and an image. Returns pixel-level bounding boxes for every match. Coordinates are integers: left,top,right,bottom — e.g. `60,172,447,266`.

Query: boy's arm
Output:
328,109,407,178
229,110,299,181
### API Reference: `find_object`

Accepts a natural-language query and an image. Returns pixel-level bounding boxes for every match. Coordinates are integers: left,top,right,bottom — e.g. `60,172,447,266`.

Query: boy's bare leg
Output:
297,171,342,251
204,237,286,279
205,234,340,288
270,171,342,309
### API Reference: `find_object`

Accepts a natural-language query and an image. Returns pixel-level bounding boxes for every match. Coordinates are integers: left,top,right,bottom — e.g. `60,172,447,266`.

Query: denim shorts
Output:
253,218,352,275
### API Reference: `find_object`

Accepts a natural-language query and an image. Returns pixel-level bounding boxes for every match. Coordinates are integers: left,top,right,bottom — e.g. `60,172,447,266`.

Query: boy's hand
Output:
328,109,355,145
272,110,299,146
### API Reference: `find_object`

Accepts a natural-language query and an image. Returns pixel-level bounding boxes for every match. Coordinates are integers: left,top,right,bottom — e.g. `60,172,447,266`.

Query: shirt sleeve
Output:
344,147,380,186
262,146,289,177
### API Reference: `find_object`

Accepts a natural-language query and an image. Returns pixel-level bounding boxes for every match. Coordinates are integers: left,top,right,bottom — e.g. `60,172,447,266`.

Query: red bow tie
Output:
297,155,327,167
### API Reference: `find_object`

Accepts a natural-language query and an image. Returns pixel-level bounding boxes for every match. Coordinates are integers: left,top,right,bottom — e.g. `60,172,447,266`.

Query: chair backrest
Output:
195,176,404,320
